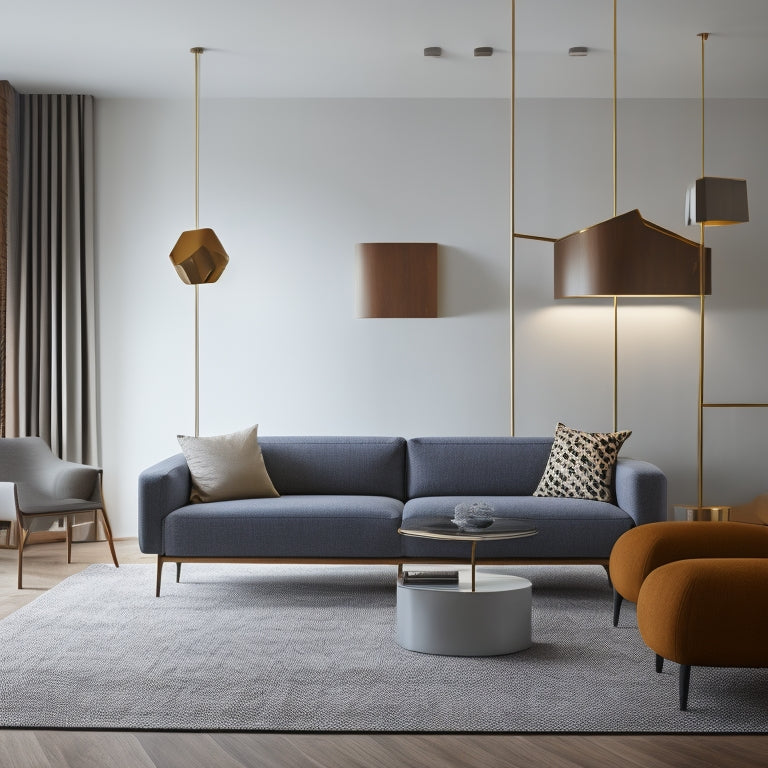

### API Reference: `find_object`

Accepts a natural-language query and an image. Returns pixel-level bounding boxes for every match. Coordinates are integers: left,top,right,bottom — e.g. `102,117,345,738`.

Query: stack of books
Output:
402,570,459,585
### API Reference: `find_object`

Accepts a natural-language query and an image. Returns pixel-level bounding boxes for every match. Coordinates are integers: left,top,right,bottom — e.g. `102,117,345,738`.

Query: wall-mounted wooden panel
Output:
356,242,438,318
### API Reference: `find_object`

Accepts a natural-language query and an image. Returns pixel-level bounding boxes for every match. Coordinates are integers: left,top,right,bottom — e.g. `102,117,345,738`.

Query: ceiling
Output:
2,0,767,100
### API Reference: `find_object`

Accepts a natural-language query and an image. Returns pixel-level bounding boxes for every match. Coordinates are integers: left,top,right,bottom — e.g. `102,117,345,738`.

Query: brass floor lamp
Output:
676,32,756,522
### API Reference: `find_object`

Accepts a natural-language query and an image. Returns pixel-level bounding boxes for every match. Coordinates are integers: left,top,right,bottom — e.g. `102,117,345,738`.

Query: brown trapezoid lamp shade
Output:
685,177,749,226
170,227,229,285
554,210,711,298
357,243,438,318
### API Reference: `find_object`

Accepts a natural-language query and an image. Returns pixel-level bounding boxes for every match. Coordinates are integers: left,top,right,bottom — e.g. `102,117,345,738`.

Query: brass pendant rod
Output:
700,33,708,180
509,0,516,436
191,46,204,437
192,46,203,230
611,0,618,432
612,0,618,219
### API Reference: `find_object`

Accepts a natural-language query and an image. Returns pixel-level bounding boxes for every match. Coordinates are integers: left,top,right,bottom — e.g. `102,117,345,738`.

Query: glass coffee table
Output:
396,517,538,656
398,517,537,591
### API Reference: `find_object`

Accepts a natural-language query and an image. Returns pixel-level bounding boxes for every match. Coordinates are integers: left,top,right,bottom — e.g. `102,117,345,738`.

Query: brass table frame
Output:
398,520,538,591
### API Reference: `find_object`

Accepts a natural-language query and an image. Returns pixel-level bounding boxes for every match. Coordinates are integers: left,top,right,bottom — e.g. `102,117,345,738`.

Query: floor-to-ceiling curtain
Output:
4,90,98,465
0,81,14,438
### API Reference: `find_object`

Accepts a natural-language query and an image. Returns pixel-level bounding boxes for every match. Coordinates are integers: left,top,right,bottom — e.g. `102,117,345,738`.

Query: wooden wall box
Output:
357,243,438,318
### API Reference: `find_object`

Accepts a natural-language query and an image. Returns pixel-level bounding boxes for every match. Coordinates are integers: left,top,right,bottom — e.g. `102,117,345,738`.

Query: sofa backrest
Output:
259,436,407,499
406,437,554,498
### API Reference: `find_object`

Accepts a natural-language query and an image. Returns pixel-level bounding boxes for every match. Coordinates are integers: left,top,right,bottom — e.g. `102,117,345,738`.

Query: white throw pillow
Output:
177,424,279,503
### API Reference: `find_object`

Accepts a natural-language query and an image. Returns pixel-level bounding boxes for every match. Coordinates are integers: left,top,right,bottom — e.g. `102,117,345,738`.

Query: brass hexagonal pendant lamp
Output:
169,47,229,436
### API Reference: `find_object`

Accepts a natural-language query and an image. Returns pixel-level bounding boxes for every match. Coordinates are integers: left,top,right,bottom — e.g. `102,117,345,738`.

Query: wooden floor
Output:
0,540,765,768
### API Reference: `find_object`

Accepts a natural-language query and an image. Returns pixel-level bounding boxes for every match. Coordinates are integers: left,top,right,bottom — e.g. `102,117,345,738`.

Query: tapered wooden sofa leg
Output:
156,556,164,597
176,562,182,583
656,654,664,673
679,665,691,711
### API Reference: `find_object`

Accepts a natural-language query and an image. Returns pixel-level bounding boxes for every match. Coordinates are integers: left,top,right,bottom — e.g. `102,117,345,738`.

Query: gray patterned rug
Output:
0,563,765,732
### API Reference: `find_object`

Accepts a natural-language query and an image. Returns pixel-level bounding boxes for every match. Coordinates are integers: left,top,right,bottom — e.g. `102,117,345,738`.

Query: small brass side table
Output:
671,504,732,522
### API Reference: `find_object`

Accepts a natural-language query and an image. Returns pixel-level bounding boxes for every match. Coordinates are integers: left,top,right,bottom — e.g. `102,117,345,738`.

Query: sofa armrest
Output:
614,458,668,527
138,453,191,554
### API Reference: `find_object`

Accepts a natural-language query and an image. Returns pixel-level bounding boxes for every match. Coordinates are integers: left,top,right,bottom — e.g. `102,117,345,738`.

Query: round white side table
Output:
396,571,532,656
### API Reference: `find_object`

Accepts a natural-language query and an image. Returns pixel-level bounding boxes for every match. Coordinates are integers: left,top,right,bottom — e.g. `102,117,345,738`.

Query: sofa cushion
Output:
177,424,279,504
163,495,404,558
259,436,407,499
401,495,632,559
406,437,554,498
534,423,631,503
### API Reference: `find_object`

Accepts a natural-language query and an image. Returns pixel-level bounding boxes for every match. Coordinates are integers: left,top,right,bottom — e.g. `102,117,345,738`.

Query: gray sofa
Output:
138,436,667,595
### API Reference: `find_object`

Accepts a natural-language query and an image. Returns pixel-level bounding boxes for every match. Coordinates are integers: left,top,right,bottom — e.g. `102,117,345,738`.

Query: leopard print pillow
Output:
533,423,631,503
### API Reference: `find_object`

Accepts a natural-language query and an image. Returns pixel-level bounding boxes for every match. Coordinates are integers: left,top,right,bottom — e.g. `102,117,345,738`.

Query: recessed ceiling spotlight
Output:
474,47,493,57
424,47,442,57
569,46,589,56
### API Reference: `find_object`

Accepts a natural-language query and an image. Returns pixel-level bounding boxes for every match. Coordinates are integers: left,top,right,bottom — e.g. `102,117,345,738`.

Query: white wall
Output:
95,96,768,537
515,98,768,515
96,98,512,536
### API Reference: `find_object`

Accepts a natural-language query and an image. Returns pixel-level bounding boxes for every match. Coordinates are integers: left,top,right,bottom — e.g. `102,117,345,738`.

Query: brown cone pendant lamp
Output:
552,2,709,303
169,47,229,436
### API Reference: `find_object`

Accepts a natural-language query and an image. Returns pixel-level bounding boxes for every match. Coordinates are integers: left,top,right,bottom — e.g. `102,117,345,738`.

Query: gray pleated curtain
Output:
1,83,98,465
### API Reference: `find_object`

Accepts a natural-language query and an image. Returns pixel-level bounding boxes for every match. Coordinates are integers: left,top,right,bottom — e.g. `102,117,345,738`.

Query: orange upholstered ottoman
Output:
636,558,768,710
608,521,768,625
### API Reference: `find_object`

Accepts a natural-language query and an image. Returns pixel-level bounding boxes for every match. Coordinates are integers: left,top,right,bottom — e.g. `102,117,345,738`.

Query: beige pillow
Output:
177,424,279,503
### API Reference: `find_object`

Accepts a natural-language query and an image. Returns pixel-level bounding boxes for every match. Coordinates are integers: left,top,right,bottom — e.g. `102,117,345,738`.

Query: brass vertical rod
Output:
509,0,516,436
195,284,200,437
612,0,617,219
612,305,618,435
696,33,708,507
612,0,618,432
698,249,705,508
191,47,204,437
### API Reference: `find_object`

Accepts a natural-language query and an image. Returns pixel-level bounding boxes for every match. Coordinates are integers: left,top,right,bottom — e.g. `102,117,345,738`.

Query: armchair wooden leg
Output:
176,562,182,583
17,524,29,590
98,508,119,569
66,515,73,564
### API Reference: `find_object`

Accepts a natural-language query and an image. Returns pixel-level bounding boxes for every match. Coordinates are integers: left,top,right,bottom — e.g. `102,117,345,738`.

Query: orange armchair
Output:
637,557,768,710
608,521,768,625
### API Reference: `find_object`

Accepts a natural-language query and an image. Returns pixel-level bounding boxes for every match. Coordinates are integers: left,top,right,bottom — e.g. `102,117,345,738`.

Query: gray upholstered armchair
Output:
0,437,119,588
